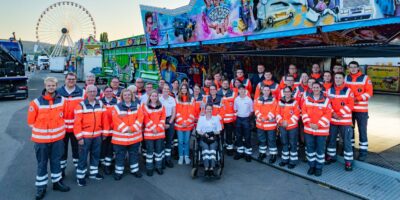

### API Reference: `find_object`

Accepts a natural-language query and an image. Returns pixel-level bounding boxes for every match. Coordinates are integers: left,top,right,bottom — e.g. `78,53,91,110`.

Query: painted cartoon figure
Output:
206,0,230,35
238,0,254,32
173,14,196,42
145,12,159,46
202,0,213,36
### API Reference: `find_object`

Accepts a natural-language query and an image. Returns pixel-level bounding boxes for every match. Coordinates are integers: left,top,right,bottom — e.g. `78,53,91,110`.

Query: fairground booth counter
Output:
139,0,400,94
102,35,159,84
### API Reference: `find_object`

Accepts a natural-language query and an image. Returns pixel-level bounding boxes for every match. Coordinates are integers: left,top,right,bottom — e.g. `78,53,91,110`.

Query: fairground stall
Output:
73,36,103,81
101,35,159,84
140,0,400,94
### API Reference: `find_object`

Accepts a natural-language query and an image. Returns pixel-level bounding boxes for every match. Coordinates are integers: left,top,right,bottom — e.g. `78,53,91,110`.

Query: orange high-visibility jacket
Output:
27,92,66,143
302,94,332,136
254,80,280,100
101,97,118,137
193,94,207,121
279,74,300,89
254,96,278,131
276,98,300,130
143,104,166,140
327,85,354,126
230,77,252,95
57,86,84,132
73,99,109,140
175,95,195,131
278,87,301,103
218,89,237,124
111,101,144,146
345,72,373,112
83,85,103,100
323,82,333,94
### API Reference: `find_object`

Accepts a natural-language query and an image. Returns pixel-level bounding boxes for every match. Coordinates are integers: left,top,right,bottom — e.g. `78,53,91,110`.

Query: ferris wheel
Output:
35,1,96,57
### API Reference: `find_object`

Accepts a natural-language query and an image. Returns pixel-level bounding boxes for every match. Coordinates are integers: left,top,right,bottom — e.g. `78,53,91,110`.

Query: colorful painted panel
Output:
140,0,400,47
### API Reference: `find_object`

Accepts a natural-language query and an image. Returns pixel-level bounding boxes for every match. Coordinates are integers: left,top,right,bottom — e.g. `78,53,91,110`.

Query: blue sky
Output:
0,0,189,41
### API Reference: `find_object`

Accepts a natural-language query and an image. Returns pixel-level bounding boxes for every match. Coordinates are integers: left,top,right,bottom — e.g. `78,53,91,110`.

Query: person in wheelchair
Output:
196,104,222,177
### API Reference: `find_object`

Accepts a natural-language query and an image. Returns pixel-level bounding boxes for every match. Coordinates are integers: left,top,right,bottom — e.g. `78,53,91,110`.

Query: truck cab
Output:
38,55,49,70
338,0,374,21
0,39,28,99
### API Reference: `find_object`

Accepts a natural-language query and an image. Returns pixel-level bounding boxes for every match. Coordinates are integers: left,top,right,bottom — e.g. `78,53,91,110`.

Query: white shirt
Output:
159,95,176,117
234,95,253,118
196,116,222,133
64,86,76,95
140,94,149,105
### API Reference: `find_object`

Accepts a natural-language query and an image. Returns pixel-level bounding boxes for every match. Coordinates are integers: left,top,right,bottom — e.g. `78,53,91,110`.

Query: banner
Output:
367,66,400,92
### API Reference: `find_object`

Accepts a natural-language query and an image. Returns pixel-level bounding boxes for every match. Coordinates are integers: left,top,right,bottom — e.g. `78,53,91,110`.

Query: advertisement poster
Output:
367,66,400,92
141,0,400,47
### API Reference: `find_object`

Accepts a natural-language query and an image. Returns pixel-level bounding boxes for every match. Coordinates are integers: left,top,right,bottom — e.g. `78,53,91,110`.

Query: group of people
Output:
28,61,373,200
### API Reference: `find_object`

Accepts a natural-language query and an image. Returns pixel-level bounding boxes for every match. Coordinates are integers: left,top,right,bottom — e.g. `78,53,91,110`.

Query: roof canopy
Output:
140,0,400,57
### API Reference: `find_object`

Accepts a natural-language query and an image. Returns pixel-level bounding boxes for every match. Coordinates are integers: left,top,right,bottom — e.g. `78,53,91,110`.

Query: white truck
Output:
37,56,49,70
49,57,65,72
338,0,374,22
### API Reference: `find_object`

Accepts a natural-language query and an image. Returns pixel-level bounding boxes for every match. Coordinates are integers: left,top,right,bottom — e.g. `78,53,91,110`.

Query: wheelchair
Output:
190,131,225,179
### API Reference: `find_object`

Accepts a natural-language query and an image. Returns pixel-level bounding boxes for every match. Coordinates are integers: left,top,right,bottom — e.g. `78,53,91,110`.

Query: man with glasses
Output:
230,68,252,95
278,75,300,101
110,77,124,98
135,78,146,99
57,72,84,177
83,73,102,100
332,64,344,74
345,61,373,161
140,82,154,105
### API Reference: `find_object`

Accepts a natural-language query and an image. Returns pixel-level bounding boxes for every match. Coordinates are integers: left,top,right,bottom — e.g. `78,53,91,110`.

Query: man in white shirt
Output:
159,85,176,168
140,82,153,104
233,85,254,162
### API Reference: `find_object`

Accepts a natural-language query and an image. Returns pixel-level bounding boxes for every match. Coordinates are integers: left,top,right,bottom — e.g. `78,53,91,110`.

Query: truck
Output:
37,55,49,70
337,0,374,21
0,39,28,99
49,56,65,72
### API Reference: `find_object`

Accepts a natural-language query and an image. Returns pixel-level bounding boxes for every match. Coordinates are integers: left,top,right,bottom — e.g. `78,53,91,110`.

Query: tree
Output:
100,32,108,43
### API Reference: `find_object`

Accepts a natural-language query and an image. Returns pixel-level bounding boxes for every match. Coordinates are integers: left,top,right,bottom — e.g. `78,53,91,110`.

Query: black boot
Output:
131,171,143,178
269,155,277,164
258,153,266,161
35,188,46,200
307,167,315,175
114,173,122,181
53,180,70,192
146,170,153,177
314,169,322,177
245,155,252,162
156,168,164,175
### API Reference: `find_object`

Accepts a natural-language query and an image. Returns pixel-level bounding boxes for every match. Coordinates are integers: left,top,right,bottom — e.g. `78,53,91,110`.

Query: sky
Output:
0,0,190,42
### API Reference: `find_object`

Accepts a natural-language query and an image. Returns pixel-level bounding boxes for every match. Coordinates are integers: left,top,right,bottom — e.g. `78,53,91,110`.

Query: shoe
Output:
345,162,353,172
288,164,296,169
184,156,191,165
325,156,336,165
234,153,243,160
156,168,164,175
178,156,184,165
146,170,153,177
227,150,234,156
53,180,70,192
314,169,322,177
77,178,86,187
131,171,143,178
258,153,266,161
35,188,46,200
245,155,252,162
358,154,367,162
166,160,174,168
279,162,287,167
307,167,315,175
210,169,215,177
104,166,111,175
114,173,122,181
269,155,277,164
61,170,65,178
89,173,104,180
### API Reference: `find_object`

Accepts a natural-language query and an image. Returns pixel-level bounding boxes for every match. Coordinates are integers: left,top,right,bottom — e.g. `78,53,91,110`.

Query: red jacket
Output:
254,80,279,100
279,74,300,89
73,99,109,140
302,94,332,136
218,89,237,124
112,101,144,145
27,92,66,143
276,98,300,130
143,104,166,140
57,86,84,132
327,85,354,126
345,72,373,112
101,97,118,137
254,96,278,131
175,95,195,131
230,77,252,95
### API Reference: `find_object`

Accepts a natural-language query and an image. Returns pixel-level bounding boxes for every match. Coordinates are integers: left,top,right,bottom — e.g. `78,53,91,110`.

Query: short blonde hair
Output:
44,77,58,84
120,89,134,102
127,85,137,93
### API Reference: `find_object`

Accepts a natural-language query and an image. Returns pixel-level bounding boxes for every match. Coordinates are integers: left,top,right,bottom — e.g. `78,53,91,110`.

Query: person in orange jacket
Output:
175,84,195,165
230,68,252,95
322,71,333,94
232,78,251,98
302,82,332,177
202,76,213,96
218,79,237,156
326,72,355,171
57,72,84,176
254,86,278,163
310,63,323,84
111,89,144,180
254,70,280,100
28,77,70,200
193,84,207,121
276,86,301,169
74,85,109,186
100,86,118,175
345,61,373,161
83,73,103,100
277,75,300,102
203,85,224,126
143,90,167,176
213,72,222,90
279,64,300,89
296,72,309,98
